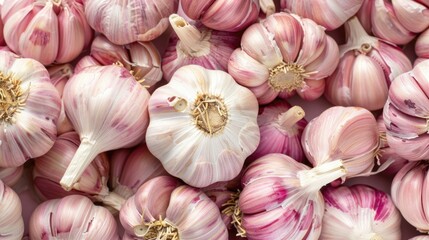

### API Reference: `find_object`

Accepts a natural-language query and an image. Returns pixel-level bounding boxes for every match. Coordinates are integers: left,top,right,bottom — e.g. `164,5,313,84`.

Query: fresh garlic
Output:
231,153,346,239
302,106,380,182
60,65,150,190
84,0,178,44
162,14,240,81
146,65,260,188
0,166,23,187
415,27,429,64
34,131,126,211
0,50,61,167
321,184,401,240
180,0,259,32
120,176,228,240
0,180,24,240
383,60,429,161
110,144,168,199
249,100,307,163
29,195,119,239
2,0,93,65
228,12,339,104
324,17,412,111
280,0,364,30
391,161,429,233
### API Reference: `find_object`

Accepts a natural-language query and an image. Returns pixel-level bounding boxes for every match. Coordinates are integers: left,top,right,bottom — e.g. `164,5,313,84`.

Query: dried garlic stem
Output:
298,160,347,193
342,17,377,55
268,62,308,92
191,93,228,135
94,191,126,211
370,233,384,240
259,0,275,16
134,215,179,240
277,106,305,129
222,190,246,238
0,73,29,124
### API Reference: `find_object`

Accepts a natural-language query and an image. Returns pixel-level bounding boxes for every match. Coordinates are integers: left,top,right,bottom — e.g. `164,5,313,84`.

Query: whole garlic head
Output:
146,65,260,188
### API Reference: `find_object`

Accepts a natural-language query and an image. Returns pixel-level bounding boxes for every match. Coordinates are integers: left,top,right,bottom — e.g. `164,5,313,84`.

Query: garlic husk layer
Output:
0,180,24,240
146,65,260,188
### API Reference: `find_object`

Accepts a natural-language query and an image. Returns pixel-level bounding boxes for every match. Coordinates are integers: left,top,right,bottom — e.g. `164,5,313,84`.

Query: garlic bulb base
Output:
268,62,307,92
277,105,305,129
94,191,126,211
0,72,28,123
298,159,347,193
221,190,246,237
192,93,228,135
133,215,179,239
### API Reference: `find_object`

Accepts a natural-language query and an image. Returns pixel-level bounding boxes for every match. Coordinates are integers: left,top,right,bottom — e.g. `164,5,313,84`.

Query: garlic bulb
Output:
302,106,380,182
0,166,23,187
85,0,178,45
2,0,92,65
0,180,24,240
120,176,228,239
29,195,119,239
228,12,339,104
146,65,260,188
233,153,346,239
280,0,363,30
324,17,412,111
60,65,150,190
0,50,61,167
321,184,401,240
249,100,307,162
110,144,168,199
383,60,429,161
180,0,259,32
357,0,429,45
162,14,240,81
391,161,429,233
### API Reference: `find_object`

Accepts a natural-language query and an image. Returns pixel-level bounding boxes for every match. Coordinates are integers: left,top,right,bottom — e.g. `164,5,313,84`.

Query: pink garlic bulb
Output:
391,161,429,233
280,0,363,30
110,144,168,199
383,60,429,161
60,65,150,190
162,14,240,81
249,100,307,162
0,180,24,239
302,106,380,182
0,50,61,167
228,12,339,105
234,153,346,239
181,0,259,32
29,195,119,239
120,176,228,239
146,65,260,188
34,131,126,211
321,185,401,240
2,0,92,65
324,17,412,111
357,0,429,45
0,166,23,187
85,0,178,45
0,4,4,46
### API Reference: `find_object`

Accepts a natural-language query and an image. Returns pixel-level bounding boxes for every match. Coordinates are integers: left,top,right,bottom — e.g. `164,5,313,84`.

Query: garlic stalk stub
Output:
0,50,61,167
162,14,240,81
146,65,260,188
321,184,401,240
120,176,228,240
324,17,412,111
29,195,119,240
0,180,24,240
60,65,150,190
0,166,23,187
228,12,339,104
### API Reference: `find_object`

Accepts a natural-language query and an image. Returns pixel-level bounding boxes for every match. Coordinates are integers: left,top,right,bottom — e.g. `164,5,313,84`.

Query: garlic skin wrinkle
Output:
0,180,24,240
0,50,61,167
146,65,260,188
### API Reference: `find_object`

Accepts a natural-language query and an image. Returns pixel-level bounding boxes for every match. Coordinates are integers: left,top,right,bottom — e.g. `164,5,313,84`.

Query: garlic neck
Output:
298,160,347,193
191,93,228,135
0,72,28,124
134,215,180,240
222,190,246,238
277,106,305,130
169,14,211,57
341,17,378,56
268,62,307,92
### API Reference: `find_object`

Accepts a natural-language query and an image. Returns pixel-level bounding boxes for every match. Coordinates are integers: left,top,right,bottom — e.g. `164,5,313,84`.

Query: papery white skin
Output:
280,0,363,30
60,65,150,190
302,106,380,182
85,0,178,44
228,12,339,105
0,50,61,167
162,14,240,81
29,195,119,240
238,153,346,240
324,17,412,111
146,65,260,188
2,0,92,65
391,161,429,233
0,166,23,187
0,180,24,240
321,184,401,240
120,176,228,240
180,0,259,32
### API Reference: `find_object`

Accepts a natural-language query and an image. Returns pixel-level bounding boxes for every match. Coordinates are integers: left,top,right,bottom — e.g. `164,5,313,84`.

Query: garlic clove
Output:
356,0,373,33
295,78,326,101
392,0,429,33
384,102,428,139
416,28,429,59
180,0,214,20
90,35,130,67
56,7,85,64
386,132,429,161
294,17,327,66
74,55,101,73
0,166,23,187
1,0,33,21
68,3,93,48
228,49,269,87
128,42,162,87
248,82,279,105
0,180,24,239
305,36,340,80
3,4,35,54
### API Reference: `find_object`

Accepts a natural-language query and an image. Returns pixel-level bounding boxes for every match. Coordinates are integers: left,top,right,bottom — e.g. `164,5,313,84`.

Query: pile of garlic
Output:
0,0,428,239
